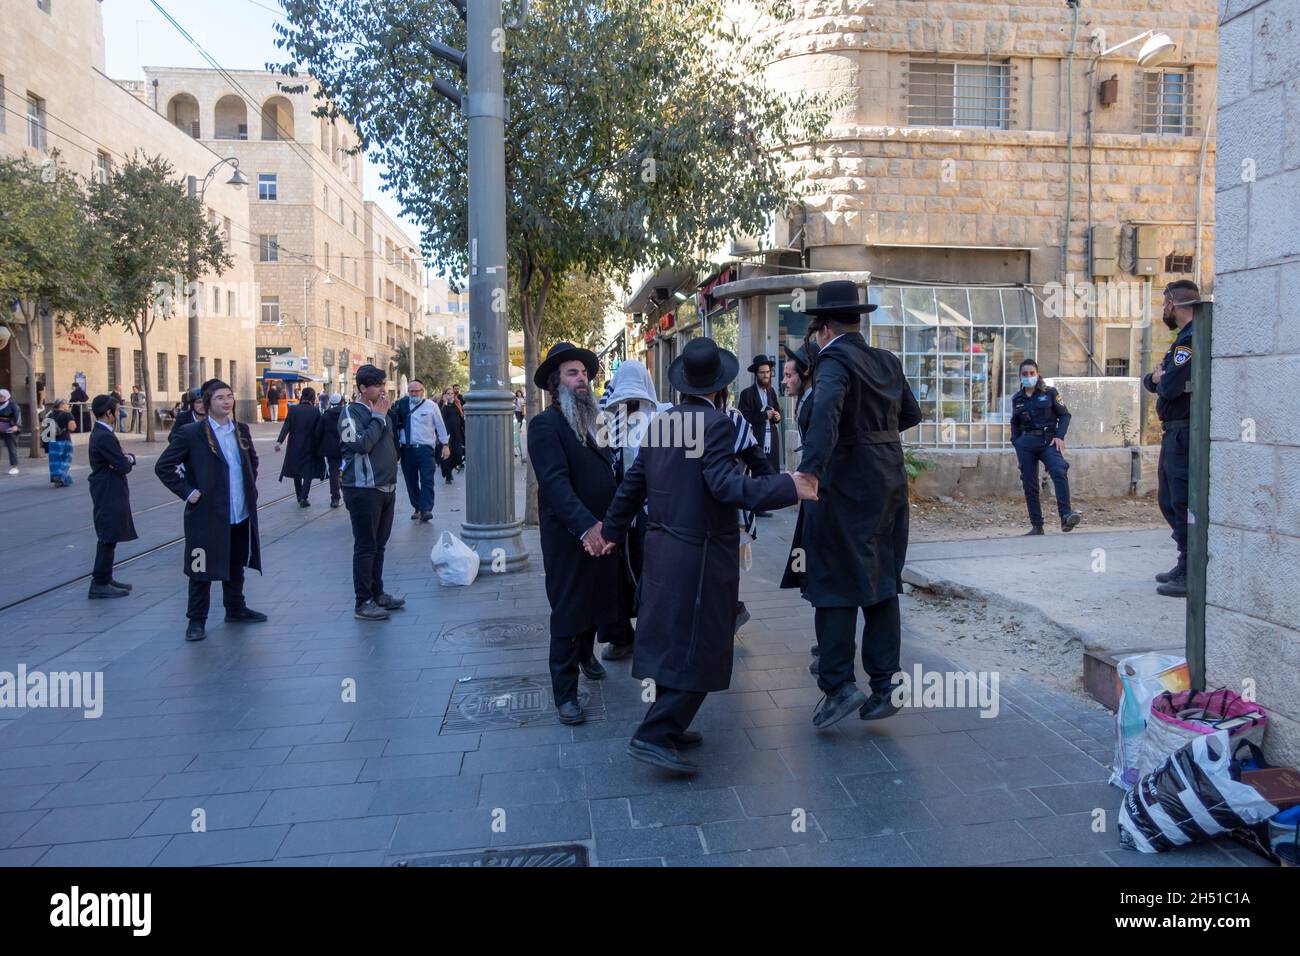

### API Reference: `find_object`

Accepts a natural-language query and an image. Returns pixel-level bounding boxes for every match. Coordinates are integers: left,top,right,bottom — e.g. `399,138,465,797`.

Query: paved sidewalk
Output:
0,461,1258,867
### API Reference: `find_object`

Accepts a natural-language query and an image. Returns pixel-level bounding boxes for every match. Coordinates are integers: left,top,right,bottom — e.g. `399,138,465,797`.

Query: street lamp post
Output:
301,269,334,376
186,157,248,390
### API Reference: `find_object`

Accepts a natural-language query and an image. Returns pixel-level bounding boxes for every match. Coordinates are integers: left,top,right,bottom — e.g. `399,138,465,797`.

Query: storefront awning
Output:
624,266,697,313
710,270,873,300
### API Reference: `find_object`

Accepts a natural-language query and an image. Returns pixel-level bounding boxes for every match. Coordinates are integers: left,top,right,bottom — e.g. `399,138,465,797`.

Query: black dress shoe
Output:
602,642,634,661
1156,572,1188,598
859,689,903,721
557,700,585,725
419,511,433,522
669,730,703,749
734,602,751,632
110,579,132,591
354,600,390,621
375,593,406,610
627,738,699,774
88,583,129,600
1025,525,1045,536
580,656,607,680
225,607,268,623
299,499,310,508
812,682,867,729
185,621,206,642
1155,562,1183,583
330,499,341,508
410,510,421,520
1061,511,1082,532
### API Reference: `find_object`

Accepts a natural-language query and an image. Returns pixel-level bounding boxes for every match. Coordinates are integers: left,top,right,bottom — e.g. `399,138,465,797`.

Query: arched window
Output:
167,93,201,138
261,95,294,140
214,94,249,140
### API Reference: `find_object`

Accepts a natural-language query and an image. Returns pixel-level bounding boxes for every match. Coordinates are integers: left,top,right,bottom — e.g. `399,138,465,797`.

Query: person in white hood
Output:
595,361,671,661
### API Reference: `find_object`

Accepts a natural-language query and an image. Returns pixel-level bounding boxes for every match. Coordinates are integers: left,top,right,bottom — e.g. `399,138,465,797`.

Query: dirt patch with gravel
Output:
908,492,1165,542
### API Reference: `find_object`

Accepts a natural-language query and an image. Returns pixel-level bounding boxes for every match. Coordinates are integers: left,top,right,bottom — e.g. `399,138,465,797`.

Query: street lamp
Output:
186,157,247,390
300,269,334,378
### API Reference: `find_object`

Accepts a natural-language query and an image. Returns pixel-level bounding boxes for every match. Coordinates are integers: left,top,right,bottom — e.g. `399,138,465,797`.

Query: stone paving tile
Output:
13,802,158,846
153,825,289,866
733,777,855,817
904,821,1052,866
785,833,922,867
36,837,170,867
277,817,399,858
476,767,585,807
814,801,940,838
145,767,267,799
368,775,483,815
1028,780,1125,815
136,792,272,836
665,847,793,867
595,824,705,862
252,783,381,826
627,788,745,828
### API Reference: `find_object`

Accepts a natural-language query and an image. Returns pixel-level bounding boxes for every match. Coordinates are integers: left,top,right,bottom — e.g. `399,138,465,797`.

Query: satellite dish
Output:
1137,33,1176,68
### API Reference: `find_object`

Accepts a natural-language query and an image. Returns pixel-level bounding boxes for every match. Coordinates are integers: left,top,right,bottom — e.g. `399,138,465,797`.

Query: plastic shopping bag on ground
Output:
1118,730,1278,853
1110,652,1191,789
431,531,480,587
1136,687,1268,780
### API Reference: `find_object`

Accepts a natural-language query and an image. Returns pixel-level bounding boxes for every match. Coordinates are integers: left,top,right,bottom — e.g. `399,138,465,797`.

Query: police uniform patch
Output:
1173,345,1192,366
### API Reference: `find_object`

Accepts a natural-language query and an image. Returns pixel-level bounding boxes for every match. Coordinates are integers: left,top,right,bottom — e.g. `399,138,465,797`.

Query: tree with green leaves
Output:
0,153,106,457
394,331,466,391
272,0,833,521
86,154,232,443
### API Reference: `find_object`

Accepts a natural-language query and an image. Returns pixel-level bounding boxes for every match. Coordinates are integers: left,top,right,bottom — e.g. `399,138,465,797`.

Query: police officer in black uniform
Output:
1011,359,1082,535
1143,279,1198,598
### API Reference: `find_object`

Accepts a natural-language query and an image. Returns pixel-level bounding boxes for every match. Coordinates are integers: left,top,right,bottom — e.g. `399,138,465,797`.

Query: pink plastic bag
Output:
1135,688,1268,780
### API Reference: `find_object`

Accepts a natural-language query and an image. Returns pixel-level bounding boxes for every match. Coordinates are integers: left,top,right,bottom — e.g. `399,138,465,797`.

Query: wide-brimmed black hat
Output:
783,341,819,375
668,337,739,397
534,341,599,389
746,354,776,374
804,280,877,321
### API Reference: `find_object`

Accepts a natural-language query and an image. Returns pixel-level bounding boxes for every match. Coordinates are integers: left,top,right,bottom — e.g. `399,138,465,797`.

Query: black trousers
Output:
325,457,341,503
343,487,396,607
2,433,17,467
92,541,115,585
549,626,596,707
1013,433,1072,526
1158,424,1190,556
187,518,250,621
293,476,313,501
814,596,902,695
633,686,708,747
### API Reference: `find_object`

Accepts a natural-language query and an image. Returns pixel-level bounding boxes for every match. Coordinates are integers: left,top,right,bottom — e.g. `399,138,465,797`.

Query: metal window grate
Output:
906,59,1010,129
1164,252,1194,273
1141,69,1195,135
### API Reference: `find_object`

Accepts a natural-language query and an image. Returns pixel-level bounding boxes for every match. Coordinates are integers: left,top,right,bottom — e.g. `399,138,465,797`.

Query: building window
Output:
178,355,188,392
38,0,52,13
94,151,112,185
0,75,6,133
1141,69,1195,135
132,350,144,388
324,242,330,269
214,358,222,381
352,210,358,235
222,216,231,243
323,184,329,210
259,234,280,262
258,173,277,201
26,93,47,151
338,197,344,222
1164,252,1194,274
157,353,168,392
906,59,1009,129
200,357,207,381
106,348,120,392
1104,327,1133,377
213,286,222,315
229,360,238,391
260,297,280,324
325,300,332,328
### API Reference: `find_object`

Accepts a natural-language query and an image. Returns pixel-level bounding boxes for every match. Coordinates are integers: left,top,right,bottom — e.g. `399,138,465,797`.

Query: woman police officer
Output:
1010,359,1083,535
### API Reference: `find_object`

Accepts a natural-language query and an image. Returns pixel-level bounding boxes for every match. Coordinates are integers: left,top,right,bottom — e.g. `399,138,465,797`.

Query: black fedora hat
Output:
534,341,599,389
746,353,776,374
804,280,877,320
668,337,740,397
782,340,819,375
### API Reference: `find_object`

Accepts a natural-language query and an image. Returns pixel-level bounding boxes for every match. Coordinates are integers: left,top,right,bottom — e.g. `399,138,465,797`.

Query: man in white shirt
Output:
389,379,451,523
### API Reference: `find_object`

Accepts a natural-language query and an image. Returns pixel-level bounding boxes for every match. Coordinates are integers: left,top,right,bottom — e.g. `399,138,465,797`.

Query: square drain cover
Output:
440,675,605,734
437,618,549,650
392,844,589,867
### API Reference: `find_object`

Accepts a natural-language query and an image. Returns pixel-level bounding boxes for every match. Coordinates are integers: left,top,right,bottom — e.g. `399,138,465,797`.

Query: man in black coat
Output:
794,281,923,729
736,353,783,482
526,342,622,725
155,380,266,643
779,340,821,672
276,386,324,506
313,393,344,508
599,338,813,774
87,394,138,599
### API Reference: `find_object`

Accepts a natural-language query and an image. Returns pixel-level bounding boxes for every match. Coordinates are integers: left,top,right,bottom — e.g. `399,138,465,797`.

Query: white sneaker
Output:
6,467,17,475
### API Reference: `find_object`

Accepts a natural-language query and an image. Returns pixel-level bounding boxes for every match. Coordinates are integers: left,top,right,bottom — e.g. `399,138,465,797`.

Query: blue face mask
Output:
1021,375,1038,389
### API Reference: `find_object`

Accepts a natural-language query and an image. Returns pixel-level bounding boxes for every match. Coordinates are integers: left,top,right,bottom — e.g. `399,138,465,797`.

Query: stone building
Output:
143,65,423,401
624,0,1217,452
0,0,257,417
1208,0,1300,765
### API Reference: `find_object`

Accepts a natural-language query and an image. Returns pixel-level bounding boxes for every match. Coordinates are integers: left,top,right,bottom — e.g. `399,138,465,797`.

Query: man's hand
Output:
1051,437,1065,453
372,393,391,415
274,443,282,452
441,445,451,460
186,489,201,505
767,408,781,423
1151,364,1165,384
792,471,819,501
126,453,137,465
582,522,609,557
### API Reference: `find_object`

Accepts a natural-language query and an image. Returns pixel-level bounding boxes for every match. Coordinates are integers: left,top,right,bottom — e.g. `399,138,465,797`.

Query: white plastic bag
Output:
1109,652,1190,790
431,531,480,587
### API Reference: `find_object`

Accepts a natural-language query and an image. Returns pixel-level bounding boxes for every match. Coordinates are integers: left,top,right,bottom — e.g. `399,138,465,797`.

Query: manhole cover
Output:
437,618,549,650
392,844,589,867
440,675,605,734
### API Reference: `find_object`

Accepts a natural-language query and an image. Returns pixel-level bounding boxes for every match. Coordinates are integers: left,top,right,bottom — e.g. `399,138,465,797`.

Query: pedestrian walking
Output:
437,387,465,484
526,342,623,724
129,385,145,434
1011,360,1082,535
1144,279,1200,598
389,379,450,522
87,394,138,599
155,379,266,642
43,398,77,487
275,386,324,507
736,353,783,507
513,387,525,458
598,337,810,774
313,392,344,508
793,280,924,729
778,341,821,673
0,389,21,475
339,365,405,621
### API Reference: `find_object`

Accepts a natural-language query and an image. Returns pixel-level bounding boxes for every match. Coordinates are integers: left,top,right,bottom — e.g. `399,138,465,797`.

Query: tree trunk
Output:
138,314,155,443
11,315,44,459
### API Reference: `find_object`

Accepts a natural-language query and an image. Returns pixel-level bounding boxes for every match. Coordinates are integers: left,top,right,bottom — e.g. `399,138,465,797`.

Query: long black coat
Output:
155,419,262,582
527,403,620,637
88,424,138,544
603,398,798,693
794,332,922,607
737,381,782,472
313,404,344,461
780,389,816,591
439,400,465,465
169,408,199,441
277,403,324,481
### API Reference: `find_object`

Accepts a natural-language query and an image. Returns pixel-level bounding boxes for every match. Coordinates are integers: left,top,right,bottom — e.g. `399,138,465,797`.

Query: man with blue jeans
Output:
389,379,451,523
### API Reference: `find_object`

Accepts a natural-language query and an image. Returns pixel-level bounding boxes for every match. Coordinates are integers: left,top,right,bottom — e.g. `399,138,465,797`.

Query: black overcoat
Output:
602,398,798,693
313,405,344,461
736,382,782,472
88,424,138,544
155,419,263,582
277,403,324,481
527,403,620,637
440,401,465,465
794,332,922,607
780,388,816,591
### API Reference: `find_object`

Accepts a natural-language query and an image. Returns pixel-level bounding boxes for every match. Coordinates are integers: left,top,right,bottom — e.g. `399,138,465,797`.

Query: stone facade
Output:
1207,0,1300,767
0,0,257,412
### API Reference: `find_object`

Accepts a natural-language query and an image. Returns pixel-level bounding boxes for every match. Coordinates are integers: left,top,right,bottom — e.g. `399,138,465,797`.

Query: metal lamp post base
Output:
460,387,529,573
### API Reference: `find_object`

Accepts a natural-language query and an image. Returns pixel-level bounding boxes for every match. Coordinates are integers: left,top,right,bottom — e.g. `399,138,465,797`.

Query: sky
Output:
99,0,427,263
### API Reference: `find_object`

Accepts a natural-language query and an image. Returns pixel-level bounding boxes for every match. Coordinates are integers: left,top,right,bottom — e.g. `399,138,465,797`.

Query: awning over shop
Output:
623,265,697,313
710,270,873,300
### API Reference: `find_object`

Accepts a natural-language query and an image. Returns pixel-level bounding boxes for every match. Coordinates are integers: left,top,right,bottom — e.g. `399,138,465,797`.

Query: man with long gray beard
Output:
526,342,622,724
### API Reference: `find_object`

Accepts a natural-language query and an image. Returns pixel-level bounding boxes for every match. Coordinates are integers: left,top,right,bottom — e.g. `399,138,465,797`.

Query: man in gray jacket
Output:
340,364,405,621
